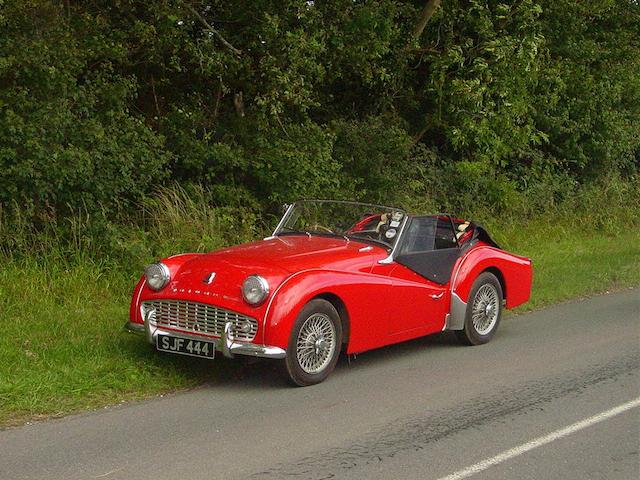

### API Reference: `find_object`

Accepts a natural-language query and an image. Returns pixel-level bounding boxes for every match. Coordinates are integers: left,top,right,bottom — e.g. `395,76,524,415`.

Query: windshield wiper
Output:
345,234,392,250
279,228,353,244
278,229,318,239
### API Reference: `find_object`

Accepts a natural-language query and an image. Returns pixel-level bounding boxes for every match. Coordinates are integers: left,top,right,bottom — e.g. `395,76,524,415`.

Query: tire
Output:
455,272,503,346
284,299,343,386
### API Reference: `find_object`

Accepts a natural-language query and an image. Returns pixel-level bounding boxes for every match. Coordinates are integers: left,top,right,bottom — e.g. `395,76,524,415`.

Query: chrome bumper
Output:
123,320,286,360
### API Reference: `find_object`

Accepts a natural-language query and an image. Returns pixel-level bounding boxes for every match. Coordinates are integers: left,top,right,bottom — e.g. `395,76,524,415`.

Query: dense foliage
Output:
0,0,638,230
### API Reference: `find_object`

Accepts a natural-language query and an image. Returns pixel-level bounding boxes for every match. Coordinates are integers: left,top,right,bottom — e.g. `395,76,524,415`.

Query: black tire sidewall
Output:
460,272,503,345
284,299,343,386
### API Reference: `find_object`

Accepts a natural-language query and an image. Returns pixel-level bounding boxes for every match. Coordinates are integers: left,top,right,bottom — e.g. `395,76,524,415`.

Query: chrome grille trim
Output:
141,299,258,341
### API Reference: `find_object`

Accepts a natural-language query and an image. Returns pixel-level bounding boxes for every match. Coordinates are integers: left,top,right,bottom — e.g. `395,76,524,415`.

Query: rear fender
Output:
452,246,533,308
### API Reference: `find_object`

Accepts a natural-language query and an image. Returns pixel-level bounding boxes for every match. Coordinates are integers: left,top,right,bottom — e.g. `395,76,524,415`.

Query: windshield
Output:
274,200,406,249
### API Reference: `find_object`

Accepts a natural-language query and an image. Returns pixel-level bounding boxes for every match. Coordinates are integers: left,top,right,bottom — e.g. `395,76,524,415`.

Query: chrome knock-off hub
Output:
314,337,327,355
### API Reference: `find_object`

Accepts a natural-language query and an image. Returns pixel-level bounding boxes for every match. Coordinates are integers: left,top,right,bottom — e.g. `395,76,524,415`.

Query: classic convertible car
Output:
125,200,532,386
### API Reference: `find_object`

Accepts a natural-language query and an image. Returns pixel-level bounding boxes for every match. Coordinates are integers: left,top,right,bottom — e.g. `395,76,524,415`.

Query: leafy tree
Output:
0,0,637,226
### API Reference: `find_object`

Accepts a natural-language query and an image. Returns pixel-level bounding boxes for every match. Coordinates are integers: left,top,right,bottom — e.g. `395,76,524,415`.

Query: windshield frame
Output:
272,199,408,250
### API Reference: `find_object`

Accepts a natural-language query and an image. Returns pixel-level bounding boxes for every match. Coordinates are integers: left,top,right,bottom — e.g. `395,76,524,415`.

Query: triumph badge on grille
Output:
203,272,216,285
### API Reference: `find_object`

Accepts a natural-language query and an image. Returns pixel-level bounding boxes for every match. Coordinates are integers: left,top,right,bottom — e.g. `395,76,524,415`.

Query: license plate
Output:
156,334,215,359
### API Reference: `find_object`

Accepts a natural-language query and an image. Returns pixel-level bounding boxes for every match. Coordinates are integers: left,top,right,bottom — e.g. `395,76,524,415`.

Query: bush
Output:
330,115,415,204
0,0,638,248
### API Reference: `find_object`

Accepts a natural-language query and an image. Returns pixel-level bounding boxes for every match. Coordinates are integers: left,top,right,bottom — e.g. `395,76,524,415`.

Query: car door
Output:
370,216,457,337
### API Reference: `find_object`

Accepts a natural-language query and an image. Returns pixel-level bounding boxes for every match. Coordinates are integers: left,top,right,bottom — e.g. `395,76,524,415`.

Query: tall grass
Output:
1,185,260,276
139,186,261,258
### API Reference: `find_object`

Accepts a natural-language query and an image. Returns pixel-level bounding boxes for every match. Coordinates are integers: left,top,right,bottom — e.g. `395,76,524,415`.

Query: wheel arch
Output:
482,266,506,303
314,292,350,351
447,267,505,332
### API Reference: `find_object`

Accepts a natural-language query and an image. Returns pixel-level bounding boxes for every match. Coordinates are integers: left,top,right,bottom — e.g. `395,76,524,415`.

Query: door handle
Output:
430,292,444,300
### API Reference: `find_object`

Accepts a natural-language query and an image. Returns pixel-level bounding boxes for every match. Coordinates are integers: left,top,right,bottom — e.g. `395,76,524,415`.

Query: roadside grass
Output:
498,222,640,310
1,210,639,427
0,258,233,427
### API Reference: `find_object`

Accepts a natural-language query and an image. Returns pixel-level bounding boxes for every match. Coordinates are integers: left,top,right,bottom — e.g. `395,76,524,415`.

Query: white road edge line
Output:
436,397,640,480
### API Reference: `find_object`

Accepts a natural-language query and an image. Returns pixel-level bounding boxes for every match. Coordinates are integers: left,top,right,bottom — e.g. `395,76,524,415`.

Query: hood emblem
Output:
203,272,216,285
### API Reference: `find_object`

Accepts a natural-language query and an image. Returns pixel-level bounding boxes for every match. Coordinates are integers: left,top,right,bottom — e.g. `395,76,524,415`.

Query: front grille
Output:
142,299,258,341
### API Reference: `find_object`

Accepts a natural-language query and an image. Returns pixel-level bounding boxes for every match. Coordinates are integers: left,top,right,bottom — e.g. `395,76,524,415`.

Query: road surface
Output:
1,288,639,480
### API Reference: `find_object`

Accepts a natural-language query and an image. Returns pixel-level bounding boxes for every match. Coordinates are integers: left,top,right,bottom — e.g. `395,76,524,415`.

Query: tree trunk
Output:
410,0,441,42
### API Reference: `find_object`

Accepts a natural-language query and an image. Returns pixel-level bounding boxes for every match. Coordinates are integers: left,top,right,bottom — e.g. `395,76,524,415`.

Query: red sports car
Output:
125,200,532,386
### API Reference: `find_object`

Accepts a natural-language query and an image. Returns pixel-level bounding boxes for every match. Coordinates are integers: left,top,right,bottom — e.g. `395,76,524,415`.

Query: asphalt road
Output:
1,288,639,480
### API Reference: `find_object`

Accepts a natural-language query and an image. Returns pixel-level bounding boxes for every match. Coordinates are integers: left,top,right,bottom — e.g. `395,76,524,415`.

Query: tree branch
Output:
186,4,242,56
150,74,161,116
410,0,441,42
412,122,430,145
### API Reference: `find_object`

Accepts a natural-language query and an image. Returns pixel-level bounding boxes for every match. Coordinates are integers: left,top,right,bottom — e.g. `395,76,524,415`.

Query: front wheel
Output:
455,272,503,346
284,299,342,386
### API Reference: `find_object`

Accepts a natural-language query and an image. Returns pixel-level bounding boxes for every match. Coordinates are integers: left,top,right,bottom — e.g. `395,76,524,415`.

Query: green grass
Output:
499,222,640,310
0,259,230,427
1,217,639,427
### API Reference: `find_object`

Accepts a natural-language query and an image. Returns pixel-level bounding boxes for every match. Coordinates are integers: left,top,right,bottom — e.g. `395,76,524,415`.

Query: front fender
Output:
128,254,202,325
263,269,392,352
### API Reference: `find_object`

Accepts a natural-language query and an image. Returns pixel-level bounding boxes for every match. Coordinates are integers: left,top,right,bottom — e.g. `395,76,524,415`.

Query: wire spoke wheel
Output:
471,284,499,335
295,313,337,374
456,272,503,346
285,298,343,386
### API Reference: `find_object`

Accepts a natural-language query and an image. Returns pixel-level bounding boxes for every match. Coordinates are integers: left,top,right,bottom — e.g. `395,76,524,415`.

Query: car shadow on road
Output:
333,321,517,371
196,331,469,390
127,324,515,392
334,331,461,370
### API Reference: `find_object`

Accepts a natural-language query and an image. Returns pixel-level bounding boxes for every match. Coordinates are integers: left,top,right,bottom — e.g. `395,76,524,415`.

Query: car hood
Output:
162,235,382,307
189,235,380,274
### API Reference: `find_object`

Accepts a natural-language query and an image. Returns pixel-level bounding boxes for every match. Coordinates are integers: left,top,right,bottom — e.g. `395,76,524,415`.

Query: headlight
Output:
144,263,170,291
242,275,269,305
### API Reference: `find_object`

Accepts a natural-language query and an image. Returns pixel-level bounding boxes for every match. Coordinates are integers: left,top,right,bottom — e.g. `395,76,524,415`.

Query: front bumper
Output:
123,320,286,360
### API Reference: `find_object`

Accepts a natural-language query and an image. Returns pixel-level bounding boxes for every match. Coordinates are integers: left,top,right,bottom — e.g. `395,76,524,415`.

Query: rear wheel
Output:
284,299,342,386
455,272,503,345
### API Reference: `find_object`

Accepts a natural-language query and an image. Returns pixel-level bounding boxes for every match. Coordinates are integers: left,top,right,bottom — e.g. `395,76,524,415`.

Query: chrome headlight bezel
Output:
241,274,269,306
144,262,171,291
